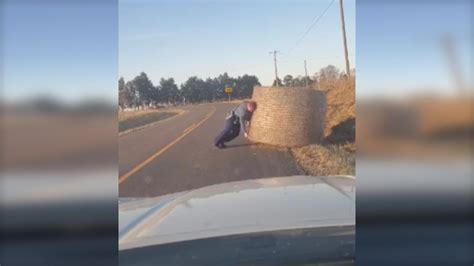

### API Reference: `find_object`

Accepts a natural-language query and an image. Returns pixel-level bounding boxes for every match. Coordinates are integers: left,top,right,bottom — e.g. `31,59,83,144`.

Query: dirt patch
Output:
119,110,180,133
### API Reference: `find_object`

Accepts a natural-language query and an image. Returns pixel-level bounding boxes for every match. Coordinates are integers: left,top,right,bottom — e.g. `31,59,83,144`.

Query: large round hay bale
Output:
249,86,326,147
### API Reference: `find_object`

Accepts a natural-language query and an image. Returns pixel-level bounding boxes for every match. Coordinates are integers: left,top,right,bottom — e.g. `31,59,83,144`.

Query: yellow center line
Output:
119,106,216,184
182,123,196,133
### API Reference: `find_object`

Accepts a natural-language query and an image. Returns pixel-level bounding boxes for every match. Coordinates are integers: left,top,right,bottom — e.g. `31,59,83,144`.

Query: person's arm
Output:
239,114,248,135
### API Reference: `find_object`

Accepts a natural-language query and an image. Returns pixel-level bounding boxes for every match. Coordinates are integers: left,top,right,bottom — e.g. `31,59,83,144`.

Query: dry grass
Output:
318,76,356,138
2,112,116,170
415,97,472,136
119,109,181,132
357,96,473,158
119,109,173,121
292,144,355,176
291,77,356,176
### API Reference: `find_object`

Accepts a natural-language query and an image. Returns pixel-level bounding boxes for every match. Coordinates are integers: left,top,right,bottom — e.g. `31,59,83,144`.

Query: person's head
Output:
247,101,257,113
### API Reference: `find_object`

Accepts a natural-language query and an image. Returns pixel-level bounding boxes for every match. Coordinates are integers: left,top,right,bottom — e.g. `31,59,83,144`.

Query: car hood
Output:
119,175,355,250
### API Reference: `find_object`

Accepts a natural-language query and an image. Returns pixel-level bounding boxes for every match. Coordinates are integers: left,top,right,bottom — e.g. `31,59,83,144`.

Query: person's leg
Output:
214,117,234,147
225,121,241,143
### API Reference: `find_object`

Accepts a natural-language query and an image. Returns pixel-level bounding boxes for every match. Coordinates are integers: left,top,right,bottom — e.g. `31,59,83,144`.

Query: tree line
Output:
276,65,355,88
119,72,260,110
119,65,353,110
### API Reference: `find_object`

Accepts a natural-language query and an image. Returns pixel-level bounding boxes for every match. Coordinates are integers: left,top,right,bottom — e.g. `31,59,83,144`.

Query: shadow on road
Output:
225,143,259,149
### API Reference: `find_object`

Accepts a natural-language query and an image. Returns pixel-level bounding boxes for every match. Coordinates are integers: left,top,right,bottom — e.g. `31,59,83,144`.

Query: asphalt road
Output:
119,102,303,197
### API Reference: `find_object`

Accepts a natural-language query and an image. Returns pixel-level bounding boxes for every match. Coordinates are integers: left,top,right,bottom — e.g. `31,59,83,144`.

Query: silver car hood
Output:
119,175,355,250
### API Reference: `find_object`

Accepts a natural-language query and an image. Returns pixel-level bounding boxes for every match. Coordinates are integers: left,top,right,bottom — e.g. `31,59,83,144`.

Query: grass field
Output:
119,109,181,133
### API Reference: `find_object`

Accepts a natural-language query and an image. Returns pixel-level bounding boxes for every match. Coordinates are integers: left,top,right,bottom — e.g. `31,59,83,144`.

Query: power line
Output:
286,0,336,56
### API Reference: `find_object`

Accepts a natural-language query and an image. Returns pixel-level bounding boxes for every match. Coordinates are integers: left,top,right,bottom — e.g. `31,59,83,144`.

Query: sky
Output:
357,0,472,98
119,0,356,86
2,0,118,103
2,1,471,102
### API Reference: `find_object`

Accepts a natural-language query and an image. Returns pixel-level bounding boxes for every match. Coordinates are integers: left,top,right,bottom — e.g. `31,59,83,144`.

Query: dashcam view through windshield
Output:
118,0,356,265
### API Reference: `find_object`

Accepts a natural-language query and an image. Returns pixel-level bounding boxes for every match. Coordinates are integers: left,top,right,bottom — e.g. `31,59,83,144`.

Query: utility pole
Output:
270,50,280,86
339,0,350,77
440,34,467,95
304,60,308,88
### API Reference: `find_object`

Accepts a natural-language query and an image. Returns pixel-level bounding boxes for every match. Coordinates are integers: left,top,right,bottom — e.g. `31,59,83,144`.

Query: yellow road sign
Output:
225,87,233,94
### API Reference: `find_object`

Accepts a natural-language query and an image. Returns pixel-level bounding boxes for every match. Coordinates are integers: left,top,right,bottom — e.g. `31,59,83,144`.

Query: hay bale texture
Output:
249,86,326,147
